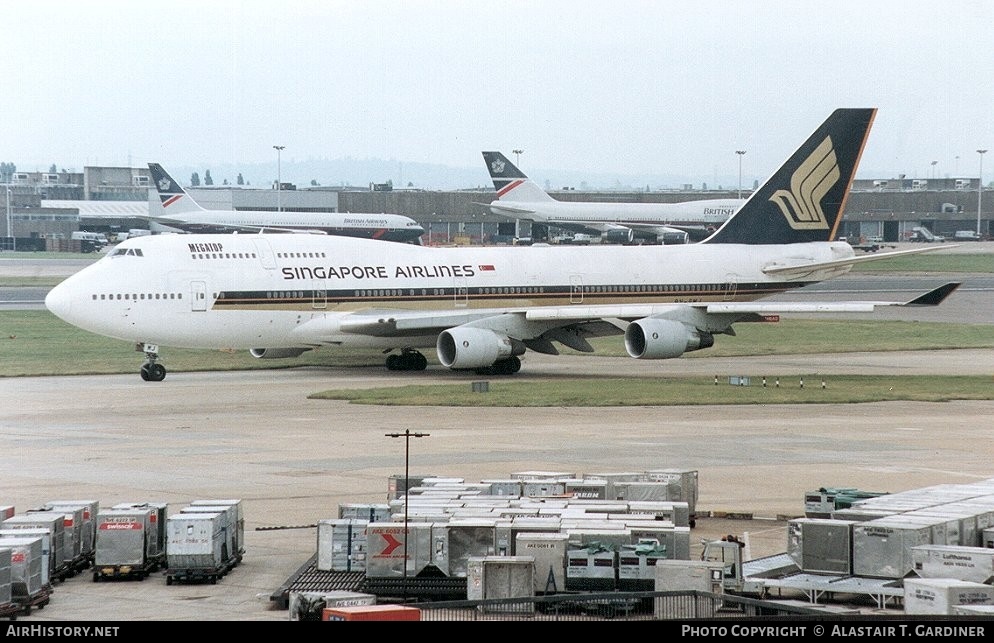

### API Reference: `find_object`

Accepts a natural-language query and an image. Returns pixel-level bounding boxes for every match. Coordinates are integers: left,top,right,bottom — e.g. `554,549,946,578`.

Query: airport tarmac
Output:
4,348,994,621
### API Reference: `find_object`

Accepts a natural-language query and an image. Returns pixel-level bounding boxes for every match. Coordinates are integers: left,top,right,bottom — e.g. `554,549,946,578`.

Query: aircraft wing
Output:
319,283,960,350
482,201,538,216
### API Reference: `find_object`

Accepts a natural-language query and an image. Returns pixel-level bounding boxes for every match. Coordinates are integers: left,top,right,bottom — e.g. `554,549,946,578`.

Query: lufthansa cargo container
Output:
165,512,226,585
911,545,994,584
853,517,933,579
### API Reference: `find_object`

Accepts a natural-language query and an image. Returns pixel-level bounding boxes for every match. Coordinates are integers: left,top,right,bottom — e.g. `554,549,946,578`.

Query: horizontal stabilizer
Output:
903,282,961,306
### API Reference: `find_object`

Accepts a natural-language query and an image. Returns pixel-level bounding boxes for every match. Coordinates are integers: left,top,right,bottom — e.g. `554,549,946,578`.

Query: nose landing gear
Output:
136,343,167,382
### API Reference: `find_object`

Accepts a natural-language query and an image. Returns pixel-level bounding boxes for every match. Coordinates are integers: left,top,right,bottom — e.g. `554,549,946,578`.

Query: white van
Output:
71,231,109,247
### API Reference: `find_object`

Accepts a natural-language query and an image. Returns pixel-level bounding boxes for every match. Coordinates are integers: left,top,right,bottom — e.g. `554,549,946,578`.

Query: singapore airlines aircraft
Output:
482,151,745,243
147,163,425,244
47,109,959,381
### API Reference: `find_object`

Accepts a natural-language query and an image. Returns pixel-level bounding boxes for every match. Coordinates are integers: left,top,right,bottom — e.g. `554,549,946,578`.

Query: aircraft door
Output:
312,280,327,309
570,275,584,304
453,277,468,308
191,280,208,312
251,238,276,269
723,274,739,301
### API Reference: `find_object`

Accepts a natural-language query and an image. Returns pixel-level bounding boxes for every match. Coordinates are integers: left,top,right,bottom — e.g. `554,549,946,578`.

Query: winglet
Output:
903,282,961,306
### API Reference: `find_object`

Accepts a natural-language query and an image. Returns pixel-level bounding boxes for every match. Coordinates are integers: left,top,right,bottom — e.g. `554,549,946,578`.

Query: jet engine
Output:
602,228,635,245
624,318,714,359
249,347,313,359
436,327,514,369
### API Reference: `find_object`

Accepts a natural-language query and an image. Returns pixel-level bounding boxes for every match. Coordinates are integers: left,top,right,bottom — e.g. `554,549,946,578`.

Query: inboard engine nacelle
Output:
624,318,714,359
249,347,313,359
436,327,516,369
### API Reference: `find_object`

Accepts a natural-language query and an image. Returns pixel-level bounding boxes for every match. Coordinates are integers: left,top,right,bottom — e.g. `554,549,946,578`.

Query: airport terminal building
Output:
1,166,990,249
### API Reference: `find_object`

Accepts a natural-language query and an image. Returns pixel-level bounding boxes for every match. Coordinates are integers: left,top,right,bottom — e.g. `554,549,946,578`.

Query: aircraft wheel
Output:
151,364,166,381
386,354,400,370
414,353,428,370
140,364,152,381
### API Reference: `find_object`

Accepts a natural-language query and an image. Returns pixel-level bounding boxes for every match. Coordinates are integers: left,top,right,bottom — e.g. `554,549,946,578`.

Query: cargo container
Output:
0,529,54,587
316,519,368,572
387,473,437,501
112,502,166,569
165,512,227,585
1,513,68,581
323,604,421,621
904,577,994,615
28,506,84,572
911,545,994,584
337,503,391,523
189,499,244,564
288,590,376,621
1,537,47,607
466,556,535,612
566,544,617,591
787,518,856,575
0,548,16,620
364,522,434,579
93,508,156,581
0,506,14,523
618,541,668,590
853,517,933,579
516,532,569,594
180,505,235,572
42,501,99,569
432,520,497,577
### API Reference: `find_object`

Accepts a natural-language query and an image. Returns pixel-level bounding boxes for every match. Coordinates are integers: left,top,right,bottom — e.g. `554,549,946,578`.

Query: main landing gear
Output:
475,356,521,376
385,348,428,371
137,343,167,382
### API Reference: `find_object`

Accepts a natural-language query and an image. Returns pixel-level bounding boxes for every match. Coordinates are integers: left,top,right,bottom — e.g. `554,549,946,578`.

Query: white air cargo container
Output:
495,518,561,556
466,556,535,613
180,505,234,569
387,473,437,500
626,501,691,527
904,577,994,615
1,537,45,600
433,520,497,577
627,525,691,560
189,499,244,562
42,501,99,563
564,480,608,500
614,481,679,503
516,532,569,594
94,508,155,580
2,513,66,579
316,519,368,572
165,512,227,585
787,518,856,575
911,545,994,584
0,530,53,586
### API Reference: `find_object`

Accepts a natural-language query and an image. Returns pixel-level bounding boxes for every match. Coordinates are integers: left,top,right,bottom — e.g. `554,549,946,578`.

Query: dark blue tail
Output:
704,108,876,244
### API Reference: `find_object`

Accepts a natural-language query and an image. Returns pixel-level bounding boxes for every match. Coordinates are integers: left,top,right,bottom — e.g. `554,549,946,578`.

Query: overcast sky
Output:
3,0,993,188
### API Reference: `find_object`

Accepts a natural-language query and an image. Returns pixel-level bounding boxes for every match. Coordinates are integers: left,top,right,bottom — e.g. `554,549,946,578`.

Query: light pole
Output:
931,160,937,180
385,429,430,602
5,186,11,251
273,145,285,212
512,149,523,167
735,150,746,199
978,149,987,236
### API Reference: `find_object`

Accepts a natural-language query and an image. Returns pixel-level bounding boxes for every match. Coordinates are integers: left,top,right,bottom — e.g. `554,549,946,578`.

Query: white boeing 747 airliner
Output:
482,151,745,243
147,163,425,244
48,109,959,381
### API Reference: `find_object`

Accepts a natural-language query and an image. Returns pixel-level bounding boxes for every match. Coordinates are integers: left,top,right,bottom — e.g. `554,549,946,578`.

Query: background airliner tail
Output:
704,108,876,245
482,151,556,202
148,163,206,214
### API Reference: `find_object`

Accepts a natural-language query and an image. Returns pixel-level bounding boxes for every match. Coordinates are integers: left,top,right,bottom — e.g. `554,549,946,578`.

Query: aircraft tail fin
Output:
482,151,555,202
147,163,205,214
703,108,877,245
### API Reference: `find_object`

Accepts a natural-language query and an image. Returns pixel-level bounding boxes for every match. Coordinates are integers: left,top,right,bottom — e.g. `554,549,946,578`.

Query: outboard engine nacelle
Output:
437,327,514,369
249,347,313,359
624,318,714,359
602,228,635,245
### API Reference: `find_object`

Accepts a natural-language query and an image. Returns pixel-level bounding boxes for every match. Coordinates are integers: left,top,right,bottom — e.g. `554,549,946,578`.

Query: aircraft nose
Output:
45,283,72,321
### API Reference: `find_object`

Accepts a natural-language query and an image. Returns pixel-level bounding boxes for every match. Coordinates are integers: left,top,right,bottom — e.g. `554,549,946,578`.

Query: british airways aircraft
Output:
147,163,425,244
482,151,745,243
47,109,958,381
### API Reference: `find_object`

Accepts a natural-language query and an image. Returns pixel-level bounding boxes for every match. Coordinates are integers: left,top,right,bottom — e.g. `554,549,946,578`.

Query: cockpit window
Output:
110,247,144,257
